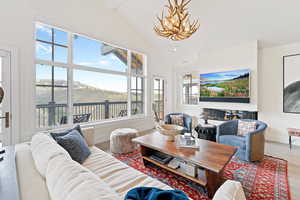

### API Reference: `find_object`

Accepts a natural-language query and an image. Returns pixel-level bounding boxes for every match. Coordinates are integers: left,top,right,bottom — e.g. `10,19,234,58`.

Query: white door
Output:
0,50,11,146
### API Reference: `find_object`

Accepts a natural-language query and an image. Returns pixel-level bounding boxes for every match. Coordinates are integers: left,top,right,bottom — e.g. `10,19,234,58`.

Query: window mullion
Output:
51,28,55,103
67,32,73,126
127,50,132,117
143,56,147,116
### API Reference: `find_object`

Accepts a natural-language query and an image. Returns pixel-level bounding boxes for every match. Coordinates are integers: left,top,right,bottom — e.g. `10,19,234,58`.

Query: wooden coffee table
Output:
133,131,237,198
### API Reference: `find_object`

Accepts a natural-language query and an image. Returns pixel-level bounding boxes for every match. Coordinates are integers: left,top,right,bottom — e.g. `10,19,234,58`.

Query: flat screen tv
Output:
199,69,250,103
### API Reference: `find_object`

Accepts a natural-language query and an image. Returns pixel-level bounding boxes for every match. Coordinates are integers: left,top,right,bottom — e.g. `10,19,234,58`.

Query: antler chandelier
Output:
154,0,199,41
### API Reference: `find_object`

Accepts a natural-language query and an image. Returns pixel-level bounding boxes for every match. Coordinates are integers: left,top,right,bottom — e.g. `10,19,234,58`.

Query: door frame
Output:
152,75,167,120
0,45,20,145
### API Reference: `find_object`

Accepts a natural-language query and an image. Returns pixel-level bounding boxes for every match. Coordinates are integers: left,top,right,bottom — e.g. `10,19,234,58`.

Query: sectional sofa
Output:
15,127,246,200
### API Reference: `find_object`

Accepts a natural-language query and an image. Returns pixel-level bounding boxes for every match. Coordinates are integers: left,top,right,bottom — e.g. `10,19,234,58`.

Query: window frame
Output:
182,73,199,105
35,22,147,131
152,77,165,120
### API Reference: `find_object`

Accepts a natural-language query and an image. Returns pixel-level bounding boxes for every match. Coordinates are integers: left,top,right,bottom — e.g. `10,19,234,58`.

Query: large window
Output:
182,74,198,105
35,23,146,129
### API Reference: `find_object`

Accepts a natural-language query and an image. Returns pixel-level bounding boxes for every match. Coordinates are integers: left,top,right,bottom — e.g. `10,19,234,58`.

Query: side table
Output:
287,128,300,150
195,124,217,142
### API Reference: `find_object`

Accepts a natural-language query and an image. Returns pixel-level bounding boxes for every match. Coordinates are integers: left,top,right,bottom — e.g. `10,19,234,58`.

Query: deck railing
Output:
36,100,143,128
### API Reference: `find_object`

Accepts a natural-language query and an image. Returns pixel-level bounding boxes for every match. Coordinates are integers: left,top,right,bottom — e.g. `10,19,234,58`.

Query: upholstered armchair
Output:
165,113,193,134
216,119,268,162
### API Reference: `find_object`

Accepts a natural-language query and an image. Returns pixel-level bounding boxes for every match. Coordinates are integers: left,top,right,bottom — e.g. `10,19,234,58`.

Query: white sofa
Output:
15,127,246,200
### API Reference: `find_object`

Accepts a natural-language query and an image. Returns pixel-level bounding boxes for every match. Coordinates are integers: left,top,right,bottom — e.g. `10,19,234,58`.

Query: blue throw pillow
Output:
54,129,91,164
50,125,83,141
125,187,189,200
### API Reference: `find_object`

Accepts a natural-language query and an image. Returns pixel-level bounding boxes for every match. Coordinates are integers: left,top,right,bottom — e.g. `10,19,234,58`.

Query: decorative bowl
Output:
156,124,184,141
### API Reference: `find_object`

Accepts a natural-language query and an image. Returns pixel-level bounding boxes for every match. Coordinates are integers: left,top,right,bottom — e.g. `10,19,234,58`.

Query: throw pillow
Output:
212,180,246,200
125,187,189,200
54,129,91,164
31,133,71,177
50,125,83,141
170,115,184,127
237,120,256,136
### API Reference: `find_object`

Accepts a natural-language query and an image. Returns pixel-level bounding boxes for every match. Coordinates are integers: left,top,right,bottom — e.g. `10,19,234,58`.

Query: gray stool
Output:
110,128,138,154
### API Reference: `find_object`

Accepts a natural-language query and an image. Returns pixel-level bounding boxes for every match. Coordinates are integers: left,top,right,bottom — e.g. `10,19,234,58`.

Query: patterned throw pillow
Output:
237,120,256,136
170,115,184,127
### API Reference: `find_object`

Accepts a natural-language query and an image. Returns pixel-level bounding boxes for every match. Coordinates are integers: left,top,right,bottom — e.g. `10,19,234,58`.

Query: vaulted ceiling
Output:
105,0,300,65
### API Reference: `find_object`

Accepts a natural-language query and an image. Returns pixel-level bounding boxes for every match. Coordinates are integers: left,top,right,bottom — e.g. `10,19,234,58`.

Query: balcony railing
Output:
36,100,143,128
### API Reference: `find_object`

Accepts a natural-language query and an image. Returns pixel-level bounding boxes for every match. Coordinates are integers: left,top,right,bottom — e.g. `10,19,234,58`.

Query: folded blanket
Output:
124,187,189,200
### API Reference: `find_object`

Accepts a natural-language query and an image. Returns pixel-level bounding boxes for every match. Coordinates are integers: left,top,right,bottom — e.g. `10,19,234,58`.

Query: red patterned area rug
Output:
113,151,291,200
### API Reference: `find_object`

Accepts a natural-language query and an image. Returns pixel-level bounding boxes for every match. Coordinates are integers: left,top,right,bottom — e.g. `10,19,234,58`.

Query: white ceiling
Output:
105,0,300,65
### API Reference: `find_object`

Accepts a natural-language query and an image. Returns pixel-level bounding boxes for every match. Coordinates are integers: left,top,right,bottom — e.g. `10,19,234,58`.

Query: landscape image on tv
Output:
200,69,250,103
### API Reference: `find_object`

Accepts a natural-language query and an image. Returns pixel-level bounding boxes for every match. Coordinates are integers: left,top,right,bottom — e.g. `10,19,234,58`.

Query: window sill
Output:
36,114,149,132
80,115,148,127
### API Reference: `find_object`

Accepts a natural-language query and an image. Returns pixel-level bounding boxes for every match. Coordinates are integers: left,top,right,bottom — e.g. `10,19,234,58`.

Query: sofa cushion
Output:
46,154,121,200
212,180,246,200
54,129,91,163
81,126,95,146
219,135,246,150
31,133,71,178
83,147,172,198
16,143,51,200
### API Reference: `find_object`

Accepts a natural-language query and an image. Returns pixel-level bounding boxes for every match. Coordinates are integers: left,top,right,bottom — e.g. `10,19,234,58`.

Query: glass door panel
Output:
0,50,11,146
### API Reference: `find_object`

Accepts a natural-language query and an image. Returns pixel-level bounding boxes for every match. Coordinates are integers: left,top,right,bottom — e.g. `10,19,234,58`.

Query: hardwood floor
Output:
96,136,300,200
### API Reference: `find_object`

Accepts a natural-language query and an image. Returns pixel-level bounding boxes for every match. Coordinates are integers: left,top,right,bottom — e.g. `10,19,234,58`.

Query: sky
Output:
35,24,132,93
200,69,250,81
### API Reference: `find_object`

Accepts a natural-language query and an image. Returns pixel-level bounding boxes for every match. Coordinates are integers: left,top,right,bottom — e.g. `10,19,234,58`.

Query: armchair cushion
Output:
219,135,246,150
237,120,256,136
169,114,184,126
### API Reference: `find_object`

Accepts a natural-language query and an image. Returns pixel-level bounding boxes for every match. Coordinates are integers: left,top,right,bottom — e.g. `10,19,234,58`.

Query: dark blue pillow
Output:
54,129,91,164
50,125,83,141
125,187,189,200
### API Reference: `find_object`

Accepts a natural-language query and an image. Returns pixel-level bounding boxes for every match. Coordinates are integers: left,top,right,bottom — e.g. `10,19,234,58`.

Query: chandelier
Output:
154,0,199,41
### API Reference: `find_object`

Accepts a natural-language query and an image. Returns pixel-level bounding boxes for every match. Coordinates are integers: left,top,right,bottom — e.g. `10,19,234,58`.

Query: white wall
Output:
172,40,300,146
259,42,300,145
0,0,173,144
173,41,258,117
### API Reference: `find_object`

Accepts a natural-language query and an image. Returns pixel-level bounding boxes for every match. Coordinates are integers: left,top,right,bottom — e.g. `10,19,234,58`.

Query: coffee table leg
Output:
205,170,223,198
